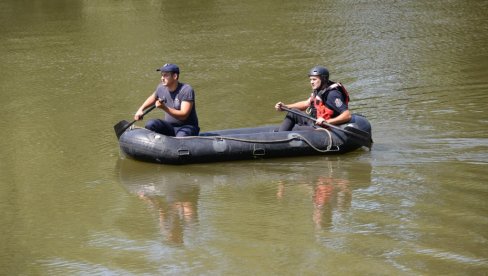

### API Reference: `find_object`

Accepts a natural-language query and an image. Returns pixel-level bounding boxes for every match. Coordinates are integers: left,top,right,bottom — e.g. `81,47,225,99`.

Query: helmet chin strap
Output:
320,78,329,89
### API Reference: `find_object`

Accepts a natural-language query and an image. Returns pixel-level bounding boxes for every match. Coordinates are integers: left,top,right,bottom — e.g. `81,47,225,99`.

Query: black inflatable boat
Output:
115,114,372,165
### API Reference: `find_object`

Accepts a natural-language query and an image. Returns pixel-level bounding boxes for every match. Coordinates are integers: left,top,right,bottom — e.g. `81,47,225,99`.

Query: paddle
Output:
114,104,157,139
279,106,372,149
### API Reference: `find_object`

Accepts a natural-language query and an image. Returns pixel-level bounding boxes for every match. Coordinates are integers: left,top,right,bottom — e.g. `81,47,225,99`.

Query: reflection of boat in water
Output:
117,156,372,192
117,157,373,238
117,159,201,245
116,114,372,165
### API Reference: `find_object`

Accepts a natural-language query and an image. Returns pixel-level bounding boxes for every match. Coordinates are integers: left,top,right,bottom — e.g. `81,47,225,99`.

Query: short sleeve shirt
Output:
154,82,199,127
324,89,348,116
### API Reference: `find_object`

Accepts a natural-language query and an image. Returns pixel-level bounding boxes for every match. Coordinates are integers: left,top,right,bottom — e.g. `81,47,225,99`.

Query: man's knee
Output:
145,119,159,131
175,126,198,137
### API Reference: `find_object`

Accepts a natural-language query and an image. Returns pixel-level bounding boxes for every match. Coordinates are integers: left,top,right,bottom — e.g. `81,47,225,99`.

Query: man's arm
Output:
134,93,157,120
275,99,310,111
324,109,351,125
159,100,193,121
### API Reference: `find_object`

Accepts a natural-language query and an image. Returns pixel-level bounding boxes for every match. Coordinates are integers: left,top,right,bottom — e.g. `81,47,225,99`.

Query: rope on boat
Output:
176,128,336,153
130,125,337,153
181,135,296,144
306,127,334,153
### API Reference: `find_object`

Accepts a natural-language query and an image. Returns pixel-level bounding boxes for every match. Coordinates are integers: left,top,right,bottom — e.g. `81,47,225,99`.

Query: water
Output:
1,0,487,274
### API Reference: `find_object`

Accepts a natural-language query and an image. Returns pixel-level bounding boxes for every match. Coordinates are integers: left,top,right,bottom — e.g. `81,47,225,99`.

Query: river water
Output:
1,0,487,274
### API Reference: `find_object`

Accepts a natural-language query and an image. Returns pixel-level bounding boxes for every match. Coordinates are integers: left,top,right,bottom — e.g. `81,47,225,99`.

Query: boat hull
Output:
118,114,372,164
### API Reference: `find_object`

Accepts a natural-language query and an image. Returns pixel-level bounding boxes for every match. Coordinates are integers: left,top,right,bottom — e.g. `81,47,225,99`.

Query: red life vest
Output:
309,82,350,120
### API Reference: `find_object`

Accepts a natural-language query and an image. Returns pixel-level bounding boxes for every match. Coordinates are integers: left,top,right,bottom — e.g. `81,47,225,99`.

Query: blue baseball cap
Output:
156,63,180,74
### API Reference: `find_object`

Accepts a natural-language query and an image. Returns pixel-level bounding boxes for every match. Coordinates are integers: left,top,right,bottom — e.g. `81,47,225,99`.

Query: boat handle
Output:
253,145,266,156
177,149,190,156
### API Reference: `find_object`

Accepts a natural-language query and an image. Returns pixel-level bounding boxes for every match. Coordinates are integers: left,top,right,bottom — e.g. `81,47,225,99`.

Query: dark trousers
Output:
145,119,199,137
279,110,315,131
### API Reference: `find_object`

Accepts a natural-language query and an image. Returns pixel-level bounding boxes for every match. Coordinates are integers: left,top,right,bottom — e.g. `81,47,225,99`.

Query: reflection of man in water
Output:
312,176,351,229
137,184,199,245
276,176,351,230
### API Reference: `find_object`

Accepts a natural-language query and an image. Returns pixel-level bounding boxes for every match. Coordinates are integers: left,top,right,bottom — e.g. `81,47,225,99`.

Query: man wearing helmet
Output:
275,66,352,131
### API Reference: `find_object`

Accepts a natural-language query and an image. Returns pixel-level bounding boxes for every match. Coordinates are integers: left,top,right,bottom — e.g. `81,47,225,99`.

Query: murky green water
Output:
1,0,487,274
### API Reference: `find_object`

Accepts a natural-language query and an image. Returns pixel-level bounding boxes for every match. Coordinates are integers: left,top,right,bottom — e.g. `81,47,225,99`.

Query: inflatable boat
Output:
115,113,372,165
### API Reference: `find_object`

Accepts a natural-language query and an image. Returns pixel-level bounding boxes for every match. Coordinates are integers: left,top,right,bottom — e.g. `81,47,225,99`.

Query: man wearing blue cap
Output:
134,63,200,137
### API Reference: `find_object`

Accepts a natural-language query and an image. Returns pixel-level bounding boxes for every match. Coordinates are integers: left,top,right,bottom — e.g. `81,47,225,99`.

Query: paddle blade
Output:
114,120,131,139
344,126,372,149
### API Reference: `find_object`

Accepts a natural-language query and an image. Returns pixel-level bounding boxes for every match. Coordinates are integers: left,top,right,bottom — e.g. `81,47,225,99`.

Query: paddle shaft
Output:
280,106,369,141
115,104,157,138
133,104,157,124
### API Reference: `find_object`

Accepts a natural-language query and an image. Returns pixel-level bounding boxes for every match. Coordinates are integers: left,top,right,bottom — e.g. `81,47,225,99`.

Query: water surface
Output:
1,0,487,274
